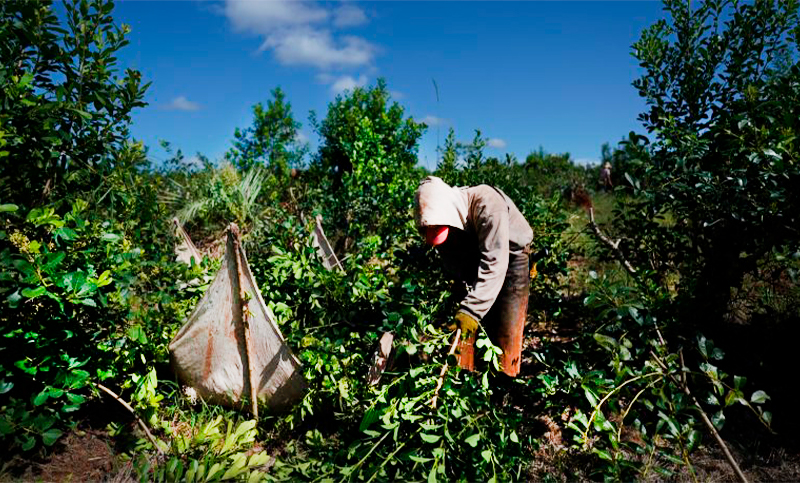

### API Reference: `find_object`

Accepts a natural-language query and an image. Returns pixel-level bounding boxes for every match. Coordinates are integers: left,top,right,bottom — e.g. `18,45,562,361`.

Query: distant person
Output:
414,176,533,377
599,161,613,192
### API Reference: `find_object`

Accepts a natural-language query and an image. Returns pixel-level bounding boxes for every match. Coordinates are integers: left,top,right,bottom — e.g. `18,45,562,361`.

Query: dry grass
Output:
4,430,133,483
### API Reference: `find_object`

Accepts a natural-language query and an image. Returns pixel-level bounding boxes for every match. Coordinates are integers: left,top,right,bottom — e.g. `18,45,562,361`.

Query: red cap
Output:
426,225,449,246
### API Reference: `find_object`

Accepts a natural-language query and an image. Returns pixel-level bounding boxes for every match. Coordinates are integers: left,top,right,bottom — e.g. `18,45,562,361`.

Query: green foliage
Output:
3,0,796,480
161,163,274,237
626,0,800,320
137,414,273,483
227,87,307,174
523,146,593,197
0,0,149,204
0,201,200,452
550,269,772,479
307,79,427,249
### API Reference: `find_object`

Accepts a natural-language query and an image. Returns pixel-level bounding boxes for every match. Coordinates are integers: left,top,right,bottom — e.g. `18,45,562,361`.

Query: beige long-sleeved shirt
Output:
414,176,533,320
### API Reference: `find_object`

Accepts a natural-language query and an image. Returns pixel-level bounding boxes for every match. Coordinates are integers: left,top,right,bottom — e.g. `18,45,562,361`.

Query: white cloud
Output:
333,4,367,28
223,0,375,70
224,0,327,33
263,29,375,69
421,115,446,126
389,90,404,100
330,74,368,95
486,138,507,149
166,96,200,111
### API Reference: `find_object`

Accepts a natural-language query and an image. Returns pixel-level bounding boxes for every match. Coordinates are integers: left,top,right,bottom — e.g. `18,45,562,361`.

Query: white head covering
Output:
414,176,468,231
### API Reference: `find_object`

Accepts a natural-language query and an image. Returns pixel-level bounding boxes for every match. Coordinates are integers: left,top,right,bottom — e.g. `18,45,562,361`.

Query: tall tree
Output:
435,128,459,184
310,79,426,247
314,78,423,184
628,0,800,321
228,87,305,174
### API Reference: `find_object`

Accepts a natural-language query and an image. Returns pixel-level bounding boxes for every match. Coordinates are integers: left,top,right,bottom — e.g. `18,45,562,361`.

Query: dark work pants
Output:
458,246,530,377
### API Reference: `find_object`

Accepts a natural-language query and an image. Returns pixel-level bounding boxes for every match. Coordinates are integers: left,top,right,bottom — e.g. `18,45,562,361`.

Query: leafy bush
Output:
0,0,148,204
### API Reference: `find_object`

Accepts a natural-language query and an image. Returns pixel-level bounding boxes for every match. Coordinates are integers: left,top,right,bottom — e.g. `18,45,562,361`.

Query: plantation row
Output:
1,0,799,480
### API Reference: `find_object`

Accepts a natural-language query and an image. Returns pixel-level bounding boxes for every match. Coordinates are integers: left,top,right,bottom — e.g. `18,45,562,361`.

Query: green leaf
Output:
7,290,22,308
593,448,613,461
593,333,618,352
0,419,13,435
583,387,599,407
78,298,97,307
687,429,701,452
0,204,18,213
480,449,492,463
21,435,36,451
427,466,437,483
206,462,222,481
750,390,770,404
697,334,708,359
711,410,725,430
101,233,121,242
627,306,641,323
464,433,480,447
73,109,92,120
509,431,519,443
221,453,247,479
420,433,440,443
18,72,34,88
42,428,63,446
22,286,47,299
33,390,49,406
360,408,379,432
54,227,77,241
0,380,13,394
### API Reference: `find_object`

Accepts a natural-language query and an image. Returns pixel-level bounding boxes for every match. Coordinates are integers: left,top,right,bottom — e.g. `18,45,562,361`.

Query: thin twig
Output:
582,372,662,444
650,352,749,483
431,328,461,409
587,207,638,277
95,383,164,456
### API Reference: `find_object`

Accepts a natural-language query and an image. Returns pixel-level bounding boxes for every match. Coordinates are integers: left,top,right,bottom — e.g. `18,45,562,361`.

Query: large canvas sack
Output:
169,224,306,415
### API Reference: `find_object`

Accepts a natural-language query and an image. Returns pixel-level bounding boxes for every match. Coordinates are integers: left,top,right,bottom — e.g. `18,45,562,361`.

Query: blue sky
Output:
108,1,665,170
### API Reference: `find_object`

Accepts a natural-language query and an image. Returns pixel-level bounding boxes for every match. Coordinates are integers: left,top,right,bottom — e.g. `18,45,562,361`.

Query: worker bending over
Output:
414,176,533,377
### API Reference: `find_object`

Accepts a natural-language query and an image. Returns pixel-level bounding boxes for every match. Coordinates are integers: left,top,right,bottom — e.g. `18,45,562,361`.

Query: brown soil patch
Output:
16,430,128,483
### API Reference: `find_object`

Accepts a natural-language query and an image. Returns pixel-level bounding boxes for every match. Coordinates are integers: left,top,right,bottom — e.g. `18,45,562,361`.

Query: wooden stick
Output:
650,352,749,483
231,225,259,419
95,383,164,456
431,328,461,409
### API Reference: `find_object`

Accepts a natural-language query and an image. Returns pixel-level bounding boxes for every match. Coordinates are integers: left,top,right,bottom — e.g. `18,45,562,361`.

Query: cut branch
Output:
587,207,638,277
650,353,749,483
431,328,461,409
95,383,164,456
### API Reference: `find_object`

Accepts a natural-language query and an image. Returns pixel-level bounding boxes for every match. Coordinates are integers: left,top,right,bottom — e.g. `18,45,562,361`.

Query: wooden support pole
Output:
231,224,259,419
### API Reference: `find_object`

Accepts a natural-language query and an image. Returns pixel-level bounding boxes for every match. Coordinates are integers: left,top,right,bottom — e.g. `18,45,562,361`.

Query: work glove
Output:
448,311,479,336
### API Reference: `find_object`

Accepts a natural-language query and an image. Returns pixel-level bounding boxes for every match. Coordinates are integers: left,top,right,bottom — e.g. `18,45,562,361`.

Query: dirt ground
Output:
3,430,135,483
